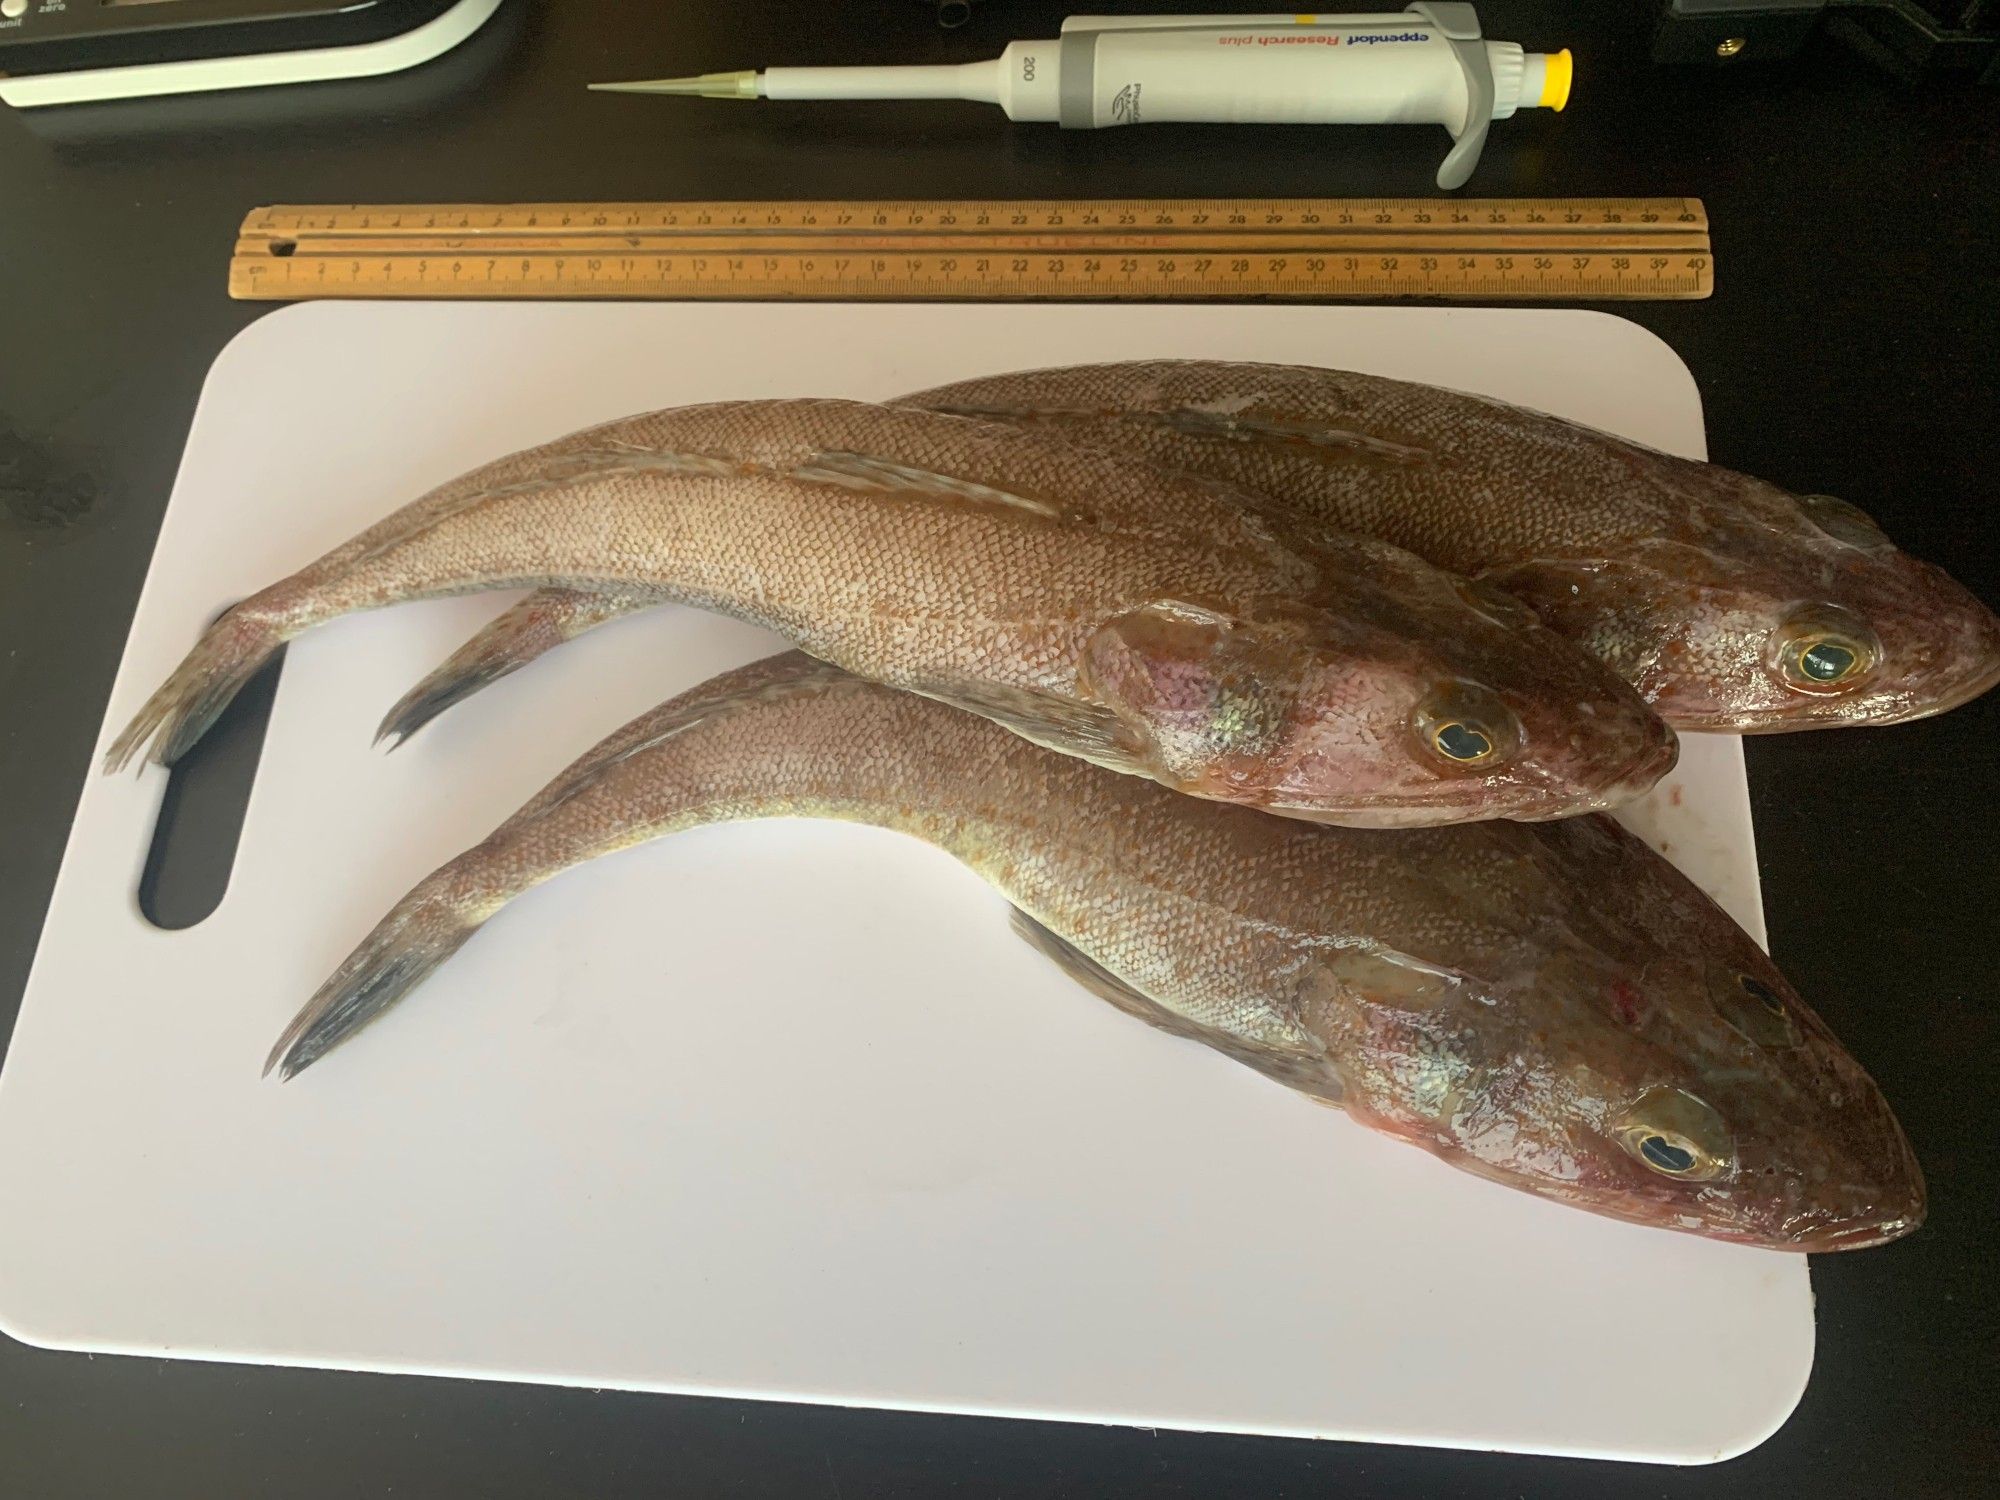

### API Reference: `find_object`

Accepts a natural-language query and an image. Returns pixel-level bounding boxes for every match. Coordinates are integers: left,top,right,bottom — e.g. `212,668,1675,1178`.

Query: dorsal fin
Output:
351,448,750,567
790,451,1093,526
515,653,854,822
914,401,1433,470
1149,410,1434,467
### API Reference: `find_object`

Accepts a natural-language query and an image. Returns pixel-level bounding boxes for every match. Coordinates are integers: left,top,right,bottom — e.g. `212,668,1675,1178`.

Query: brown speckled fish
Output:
104,400,1674,828
421,360,2000,737
904,360,2000,731
269,654,1922,1253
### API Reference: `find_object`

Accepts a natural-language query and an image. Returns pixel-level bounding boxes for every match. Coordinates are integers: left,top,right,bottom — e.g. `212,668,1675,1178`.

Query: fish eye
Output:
1769,606,1880,695
1740,975,1783,1016
1638,1135,1698,1173
1614,1086,1730,1182
1414,682,1519,769
1799,493,1891,551
1713,970,1801,1048
1433,720,1495,762
1800,640,1859,682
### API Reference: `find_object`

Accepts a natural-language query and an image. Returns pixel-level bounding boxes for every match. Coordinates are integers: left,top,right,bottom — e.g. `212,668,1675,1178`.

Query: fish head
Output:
1080,579,1676,827
1522,945,1926,1253
1487,485,2000,732
1296,829,1924,1250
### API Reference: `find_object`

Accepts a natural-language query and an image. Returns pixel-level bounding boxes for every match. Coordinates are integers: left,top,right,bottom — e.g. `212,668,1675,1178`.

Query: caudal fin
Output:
276,653,860,1078
103,604,287,773
266,873,481,1079
376,588,650,748
375,655,519,751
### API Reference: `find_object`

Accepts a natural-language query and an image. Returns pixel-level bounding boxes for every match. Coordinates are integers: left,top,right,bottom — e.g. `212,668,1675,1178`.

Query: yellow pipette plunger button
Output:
1540,48,1573,111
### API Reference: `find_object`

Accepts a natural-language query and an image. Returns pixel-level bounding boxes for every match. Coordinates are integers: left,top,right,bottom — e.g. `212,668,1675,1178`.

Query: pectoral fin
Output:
918,680,1148,776
1008,909,1344,1107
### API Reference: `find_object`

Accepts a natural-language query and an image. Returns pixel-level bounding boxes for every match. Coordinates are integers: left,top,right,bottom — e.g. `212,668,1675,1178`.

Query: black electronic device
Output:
1653,0,1999,83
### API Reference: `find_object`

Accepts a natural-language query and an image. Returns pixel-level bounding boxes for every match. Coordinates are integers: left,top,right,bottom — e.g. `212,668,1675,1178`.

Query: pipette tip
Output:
587,70,762,100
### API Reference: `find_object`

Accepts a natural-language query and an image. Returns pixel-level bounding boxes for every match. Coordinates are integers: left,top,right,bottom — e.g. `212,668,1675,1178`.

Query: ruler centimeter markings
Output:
230,199,1713,302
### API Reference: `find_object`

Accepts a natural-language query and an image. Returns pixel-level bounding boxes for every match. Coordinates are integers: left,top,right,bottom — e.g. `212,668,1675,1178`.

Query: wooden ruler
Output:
229,199,1712,302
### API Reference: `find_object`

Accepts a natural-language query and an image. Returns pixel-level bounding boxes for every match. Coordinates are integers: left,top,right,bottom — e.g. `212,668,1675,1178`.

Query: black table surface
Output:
3,2,1996,1494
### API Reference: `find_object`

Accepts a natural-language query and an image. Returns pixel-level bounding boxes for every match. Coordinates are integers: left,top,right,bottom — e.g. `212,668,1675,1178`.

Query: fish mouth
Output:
1605,1197,1925,1254
1753,1175,1927,1253
1717,1093,1928,1253
1681,593,2000,733
1502,727,1681,822
1802,1108,1928,1252
1263,727,1680,827
1862,643,2000,728
1576,1145,1925,1252
1788,1211,1924,1253
1700,649,2000,734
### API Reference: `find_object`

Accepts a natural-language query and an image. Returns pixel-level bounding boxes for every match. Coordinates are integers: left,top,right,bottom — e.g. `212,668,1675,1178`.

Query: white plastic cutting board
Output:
0,304,1810,1464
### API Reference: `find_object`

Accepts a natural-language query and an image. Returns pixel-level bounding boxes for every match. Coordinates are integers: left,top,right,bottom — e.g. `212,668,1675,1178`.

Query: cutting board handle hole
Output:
137,643,287,931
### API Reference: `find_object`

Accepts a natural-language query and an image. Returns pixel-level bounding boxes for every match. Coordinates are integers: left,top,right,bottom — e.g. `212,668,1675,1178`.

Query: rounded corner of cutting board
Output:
1544,310,1707,446
1682,1315,1818,1466
1712,1304,1824,1472
1504,312,1712,458
0,1252,98,1359
1647,1255,1819,1466
207,301,358,389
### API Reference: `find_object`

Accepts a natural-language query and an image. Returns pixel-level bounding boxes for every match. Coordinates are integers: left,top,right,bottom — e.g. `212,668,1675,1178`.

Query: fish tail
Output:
265,868,484,1080
375,588,646,748
276,654,859,1077
374,654,514,751
102,598,291,773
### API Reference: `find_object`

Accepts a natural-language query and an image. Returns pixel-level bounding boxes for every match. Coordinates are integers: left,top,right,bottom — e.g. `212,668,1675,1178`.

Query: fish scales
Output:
394,361,2000,737
914,360,1683,567
269,655,1923,1253
903,360,2000,731
108,399,1674,827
